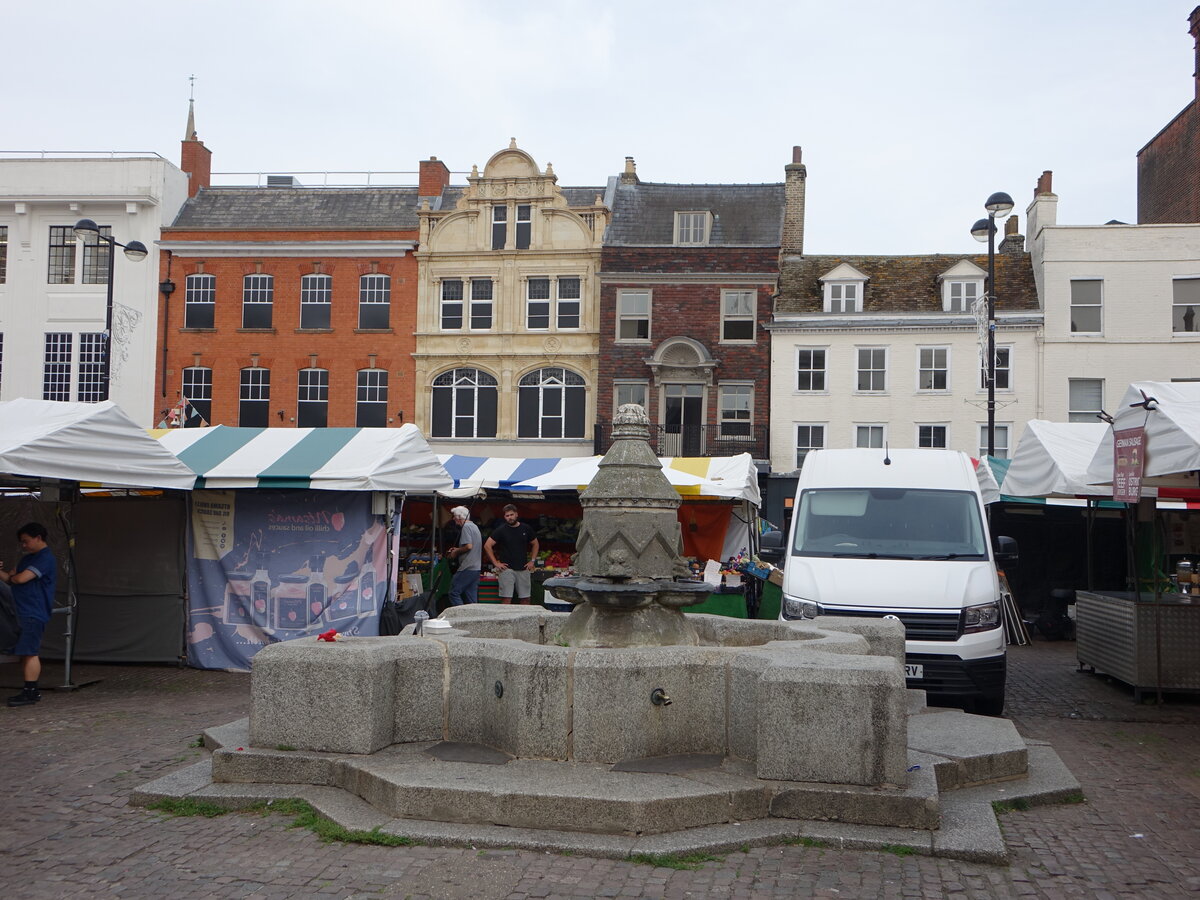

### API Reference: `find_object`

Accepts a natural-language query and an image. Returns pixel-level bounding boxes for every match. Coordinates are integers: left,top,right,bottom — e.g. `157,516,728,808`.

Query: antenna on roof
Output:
883,443,891,466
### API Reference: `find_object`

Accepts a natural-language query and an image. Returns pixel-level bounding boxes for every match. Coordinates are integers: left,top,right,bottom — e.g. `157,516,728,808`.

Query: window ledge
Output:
295,328,334,334
353,328,394,334
180,327,218,333
237,327,277,334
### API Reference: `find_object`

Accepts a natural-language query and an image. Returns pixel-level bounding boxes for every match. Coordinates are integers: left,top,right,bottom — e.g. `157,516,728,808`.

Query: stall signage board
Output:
1112,426,1146,503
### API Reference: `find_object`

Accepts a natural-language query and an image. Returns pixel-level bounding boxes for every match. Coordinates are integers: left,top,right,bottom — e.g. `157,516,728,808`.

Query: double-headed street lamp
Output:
73,218,148,402
970,192,1014,458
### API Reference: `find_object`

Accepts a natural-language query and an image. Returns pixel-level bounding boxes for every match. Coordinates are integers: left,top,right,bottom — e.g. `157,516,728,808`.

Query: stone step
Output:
907,708,1029,789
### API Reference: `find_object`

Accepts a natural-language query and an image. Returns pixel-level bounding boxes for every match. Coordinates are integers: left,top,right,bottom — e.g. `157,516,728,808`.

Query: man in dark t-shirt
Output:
0,522,58,707
484,505,539,604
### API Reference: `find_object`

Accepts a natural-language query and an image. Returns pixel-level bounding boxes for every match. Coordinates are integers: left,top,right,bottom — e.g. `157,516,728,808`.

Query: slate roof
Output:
776,252,1040,315
606,181,785,246
170,187,423,230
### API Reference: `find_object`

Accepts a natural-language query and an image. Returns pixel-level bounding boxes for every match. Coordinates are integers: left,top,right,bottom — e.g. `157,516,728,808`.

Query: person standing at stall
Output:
446,506,482,606
0,522,58,707
485,505,539,605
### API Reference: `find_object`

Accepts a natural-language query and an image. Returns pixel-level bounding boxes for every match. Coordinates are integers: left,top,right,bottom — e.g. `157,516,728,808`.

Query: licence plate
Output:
904,664,924,680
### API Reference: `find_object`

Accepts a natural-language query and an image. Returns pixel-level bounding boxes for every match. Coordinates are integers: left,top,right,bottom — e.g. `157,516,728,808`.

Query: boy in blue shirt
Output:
1,522,57,707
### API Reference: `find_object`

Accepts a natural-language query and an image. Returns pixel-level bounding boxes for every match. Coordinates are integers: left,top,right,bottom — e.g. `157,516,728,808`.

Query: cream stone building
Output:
413,141,609,457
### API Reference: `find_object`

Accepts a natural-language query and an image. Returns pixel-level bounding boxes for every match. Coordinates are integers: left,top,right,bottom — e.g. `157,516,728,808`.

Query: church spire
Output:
184,74,197,140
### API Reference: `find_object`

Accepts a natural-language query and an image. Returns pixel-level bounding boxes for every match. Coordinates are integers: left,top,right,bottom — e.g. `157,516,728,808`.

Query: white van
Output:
779,448,1016,715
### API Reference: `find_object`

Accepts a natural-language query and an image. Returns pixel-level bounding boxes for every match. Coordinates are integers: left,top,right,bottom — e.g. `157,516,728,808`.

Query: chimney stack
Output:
419,156,451,199
782,146,807,255
1000,214,1025,255
620,156,639,185
180,98,212,199
1191,6,1200,100
1035,170,1053,197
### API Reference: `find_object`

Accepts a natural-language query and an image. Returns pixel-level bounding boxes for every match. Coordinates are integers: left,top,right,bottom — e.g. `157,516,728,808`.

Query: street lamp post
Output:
73,219,148,402
970,192,1014,458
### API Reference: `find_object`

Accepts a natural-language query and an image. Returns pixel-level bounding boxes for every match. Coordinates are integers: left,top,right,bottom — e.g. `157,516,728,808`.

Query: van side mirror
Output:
758,529,785,565
994,535,1018,570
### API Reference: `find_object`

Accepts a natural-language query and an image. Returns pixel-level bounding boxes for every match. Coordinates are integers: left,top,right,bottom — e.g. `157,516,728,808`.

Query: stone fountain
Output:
132,404,1082,863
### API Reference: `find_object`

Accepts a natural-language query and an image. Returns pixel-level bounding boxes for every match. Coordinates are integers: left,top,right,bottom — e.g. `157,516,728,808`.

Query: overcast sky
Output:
7,1,1195,253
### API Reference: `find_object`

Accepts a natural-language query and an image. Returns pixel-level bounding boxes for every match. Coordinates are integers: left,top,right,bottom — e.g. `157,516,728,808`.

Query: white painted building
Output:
0,154,188,425
1026,172,1200,423
767,243,1043,476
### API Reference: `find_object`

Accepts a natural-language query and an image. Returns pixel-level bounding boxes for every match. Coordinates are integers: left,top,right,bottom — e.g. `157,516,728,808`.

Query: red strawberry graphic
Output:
331,512,345,532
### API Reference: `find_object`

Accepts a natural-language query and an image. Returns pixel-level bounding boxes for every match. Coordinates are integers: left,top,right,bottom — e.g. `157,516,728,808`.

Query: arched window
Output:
518,367,585,439
431,368,497,438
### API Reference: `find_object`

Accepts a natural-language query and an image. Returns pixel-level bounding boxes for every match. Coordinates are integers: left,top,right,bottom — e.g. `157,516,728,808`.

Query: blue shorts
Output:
13,617,47,656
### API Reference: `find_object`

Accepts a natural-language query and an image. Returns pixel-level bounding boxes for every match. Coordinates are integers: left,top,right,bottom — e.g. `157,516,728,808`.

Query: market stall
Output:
0,400,197,669
155,425,451,670
1076,382,1200,700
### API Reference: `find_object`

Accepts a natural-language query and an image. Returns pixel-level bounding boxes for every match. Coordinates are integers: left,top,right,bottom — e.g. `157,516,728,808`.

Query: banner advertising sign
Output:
186,489,386,671
1112,426,1146,504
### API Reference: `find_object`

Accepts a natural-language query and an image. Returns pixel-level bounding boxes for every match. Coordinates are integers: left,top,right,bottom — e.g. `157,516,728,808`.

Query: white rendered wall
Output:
0,156,188,425
768,318,1042,473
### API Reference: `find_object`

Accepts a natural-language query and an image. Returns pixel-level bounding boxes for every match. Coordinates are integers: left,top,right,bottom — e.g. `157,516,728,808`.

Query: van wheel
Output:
974,694,1005,717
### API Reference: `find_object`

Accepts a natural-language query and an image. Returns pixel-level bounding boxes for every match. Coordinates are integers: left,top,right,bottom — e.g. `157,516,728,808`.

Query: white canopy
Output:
0,399,198,490
155,424,452,492
1003,421,1112,498
1085,381,1200,488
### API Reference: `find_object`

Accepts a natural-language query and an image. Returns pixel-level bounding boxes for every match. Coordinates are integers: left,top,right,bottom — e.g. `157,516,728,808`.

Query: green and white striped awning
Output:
154,425,452,492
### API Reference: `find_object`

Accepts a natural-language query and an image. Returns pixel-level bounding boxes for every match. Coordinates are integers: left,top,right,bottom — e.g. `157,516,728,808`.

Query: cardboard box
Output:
767,567,783,587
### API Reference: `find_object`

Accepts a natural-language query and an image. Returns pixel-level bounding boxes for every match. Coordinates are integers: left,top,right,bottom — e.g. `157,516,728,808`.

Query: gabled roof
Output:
170,187,423,231
606,181,785,246
777,252,1039,314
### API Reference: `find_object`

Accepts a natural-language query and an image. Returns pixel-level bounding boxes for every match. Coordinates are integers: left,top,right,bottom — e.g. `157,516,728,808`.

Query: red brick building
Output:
157,109,448,428
1137,6,1200,224
596,156,787,460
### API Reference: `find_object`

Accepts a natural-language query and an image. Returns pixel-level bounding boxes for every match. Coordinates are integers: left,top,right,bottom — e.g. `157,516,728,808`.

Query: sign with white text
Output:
1112,426,1146,503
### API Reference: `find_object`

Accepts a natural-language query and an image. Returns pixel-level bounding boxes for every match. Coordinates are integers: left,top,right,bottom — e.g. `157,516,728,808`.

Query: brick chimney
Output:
419,156,450,199
180,99,212,199
1025,170,1058,243
620,156,639,185
999,214,1025,255
1191,5,1200,100
782,146,806,255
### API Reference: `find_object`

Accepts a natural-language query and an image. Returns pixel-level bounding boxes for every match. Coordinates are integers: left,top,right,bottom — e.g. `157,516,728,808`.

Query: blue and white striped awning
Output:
155,425,452,492
438,453,761,504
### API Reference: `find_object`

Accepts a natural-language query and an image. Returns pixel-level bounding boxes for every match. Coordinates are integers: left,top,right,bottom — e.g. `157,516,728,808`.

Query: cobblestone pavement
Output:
2,640,1198,899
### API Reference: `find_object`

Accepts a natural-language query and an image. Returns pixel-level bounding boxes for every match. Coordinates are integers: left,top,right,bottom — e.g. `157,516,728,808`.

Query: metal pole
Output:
986,216,997,458
101,234,116,402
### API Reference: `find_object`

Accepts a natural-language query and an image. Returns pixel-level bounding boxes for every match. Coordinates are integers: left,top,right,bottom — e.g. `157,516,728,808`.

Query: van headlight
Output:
962,601,1001,633
782,595,820,620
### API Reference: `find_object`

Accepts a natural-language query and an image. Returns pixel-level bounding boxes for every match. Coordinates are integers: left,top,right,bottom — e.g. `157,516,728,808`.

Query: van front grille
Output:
817,607,963,641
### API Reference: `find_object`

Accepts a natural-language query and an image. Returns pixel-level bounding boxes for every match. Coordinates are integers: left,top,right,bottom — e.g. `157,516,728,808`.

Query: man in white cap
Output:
446,506,482,606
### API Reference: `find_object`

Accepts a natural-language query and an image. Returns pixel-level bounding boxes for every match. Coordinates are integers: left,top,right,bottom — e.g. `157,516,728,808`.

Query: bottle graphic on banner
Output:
275,574,309,630
250,552,272,630
357,554,377,615
307,553,328,622
224,572,254,625
325,561,359,626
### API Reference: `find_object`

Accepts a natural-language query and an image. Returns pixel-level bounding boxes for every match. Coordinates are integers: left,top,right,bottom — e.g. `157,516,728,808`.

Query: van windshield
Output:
792,488,987,560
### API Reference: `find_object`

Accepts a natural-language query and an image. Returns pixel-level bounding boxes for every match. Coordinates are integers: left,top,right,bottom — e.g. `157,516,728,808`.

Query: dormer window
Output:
674,211,711,246
938,260,986,312
819,263,868,313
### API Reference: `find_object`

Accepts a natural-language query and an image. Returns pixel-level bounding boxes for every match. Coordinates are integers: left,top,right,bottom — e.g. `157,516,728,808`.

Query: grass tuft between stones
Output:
627,851,721,870
880,844,917,857
782,836,827,848
991,797,1032,814
147,797,416,846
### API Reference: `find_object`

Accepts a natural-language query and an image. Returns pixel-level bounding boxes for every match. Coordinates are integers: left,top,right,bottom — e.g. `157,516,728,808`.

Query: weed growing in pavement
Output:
1063,791,1086,804
187,736,205,749
627,851,721,870
880,844,916,857
992,798,1032,814
147,797,229,818
147,797,416,846
275,744,298,751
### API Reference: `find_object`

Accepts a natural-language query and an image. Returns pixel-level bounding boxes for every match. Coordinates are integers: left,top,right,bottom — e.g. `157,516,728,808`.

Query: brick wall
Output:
157,235,418,427
598,246,777,431
1138,102,1200,223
